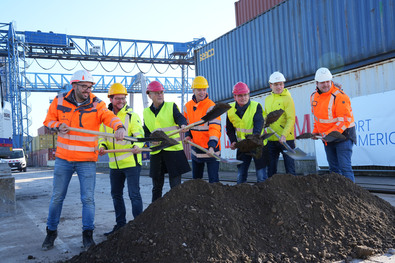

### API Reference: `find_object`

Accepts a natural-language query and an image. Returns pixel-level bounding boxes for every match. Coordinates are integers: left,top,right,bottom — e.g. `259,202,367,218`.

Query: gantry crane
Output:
0,22,206,149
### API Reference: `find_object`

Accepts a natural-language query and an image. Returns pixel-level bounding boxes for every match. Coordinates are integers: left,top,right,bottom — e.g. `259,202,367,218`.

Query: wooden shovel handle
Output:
68,127,137,142
184,140,220,161
167,120,205,137
103,148,152,153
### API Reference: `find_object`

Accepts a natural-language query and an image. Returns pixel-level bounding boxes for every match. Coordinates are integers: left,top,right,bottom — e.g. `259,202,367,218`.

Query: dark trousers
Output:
267,140,296,177
152,175,181,202
192,159,220,183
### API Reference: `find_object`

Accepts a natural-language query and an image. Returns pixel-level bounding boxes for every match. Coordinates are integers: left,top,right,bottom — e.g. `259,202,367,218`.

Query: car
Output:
1,148,27,172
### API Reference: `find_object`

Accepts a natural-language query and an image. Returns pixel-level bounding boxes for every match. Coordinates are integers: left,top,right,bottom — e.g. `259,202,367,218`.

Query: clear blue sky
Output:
1,0,236,136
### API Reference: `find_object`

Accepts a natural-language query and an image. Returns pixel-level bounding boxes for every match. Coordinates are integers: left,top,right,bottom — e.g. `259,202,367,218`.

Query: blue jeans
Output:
237,151,268,184
47,158,96,231
267,140,296,177
110,166,143,225
192,159,220,183
324,139,355,182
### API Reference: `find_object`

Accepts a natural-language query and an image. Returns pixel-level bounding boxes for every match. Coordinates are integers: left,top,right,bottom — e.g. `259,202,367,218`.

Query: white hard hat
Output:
315,67,333,82
269,71,286,84
70,70,95,84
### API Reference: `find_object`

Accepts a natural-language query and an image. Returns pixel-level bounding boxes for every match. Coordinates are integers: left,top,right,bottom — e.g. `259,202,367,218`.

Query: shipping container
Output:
220,58,395,168
31,134,57,152
235,0,285,26
196,0,395,103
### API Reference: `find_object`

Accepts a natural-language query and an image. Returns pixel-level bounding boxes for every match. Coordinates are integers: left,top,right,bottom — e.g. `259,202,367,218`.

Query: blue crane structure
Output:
0,22,206,149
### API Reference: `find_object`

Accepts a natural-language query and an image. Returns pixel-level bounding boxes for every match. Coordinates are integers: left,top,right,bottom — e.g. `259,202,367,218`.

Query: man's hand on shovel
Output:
59,123,70,134
114,126,126,141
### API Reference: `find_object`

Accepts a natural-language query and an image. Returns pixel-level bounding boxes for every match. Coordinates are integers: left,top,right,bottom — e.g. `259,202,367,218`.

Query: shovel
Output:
68,127,168,143
267,127,307,160
102,141,175,153
232,109,282,155
296,131,346,143
264,109,285,128
150,102,231,139
234,132,274,154
185,140,243,165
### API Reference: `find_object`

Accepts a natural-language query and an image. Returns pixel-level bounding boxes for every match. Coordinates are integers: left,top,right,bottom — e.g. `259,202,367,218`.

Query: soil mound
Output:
67,173,395,263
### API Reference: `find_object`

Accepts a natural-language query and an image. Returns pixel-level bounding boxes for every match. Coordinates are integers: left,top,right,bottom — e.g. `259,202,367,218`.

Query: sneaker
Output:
42,227,57,250
82,230,95,250
104,224,124,236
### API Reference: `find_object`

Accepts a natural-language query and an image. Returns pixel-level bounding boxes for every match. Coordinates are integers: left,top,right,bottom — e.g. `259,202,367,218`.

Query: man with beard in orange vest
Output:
311,67,356,182
42,70,125,250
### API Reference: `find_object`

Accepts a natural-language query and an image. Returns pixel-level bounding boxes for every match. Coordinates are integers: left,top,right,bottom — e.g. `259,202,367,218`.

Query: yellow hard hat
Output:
191,76,209,89
108,83,127,97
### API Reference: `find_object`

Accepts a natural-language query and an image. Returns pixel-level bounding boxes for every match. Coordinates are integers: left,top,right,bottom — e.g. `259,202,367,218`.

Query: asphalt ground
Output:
0,167,394,263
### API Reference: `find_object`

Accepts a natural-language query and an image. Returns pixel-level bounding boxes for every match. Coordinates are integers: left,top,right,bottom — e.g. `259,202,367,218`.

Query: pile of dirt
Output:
67,173,395,263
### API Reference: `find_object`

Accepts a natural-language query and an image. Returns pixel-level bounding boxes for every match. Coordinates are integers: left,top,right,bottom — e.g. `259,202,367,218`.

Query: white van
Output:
2,148,27,172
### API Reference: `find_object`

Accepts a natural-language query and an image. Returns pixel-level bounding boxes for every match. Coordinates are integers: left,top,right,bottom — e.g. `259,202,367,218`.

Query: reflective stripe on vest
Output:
57,141,96,152
143,102,184,154
227,101,258,141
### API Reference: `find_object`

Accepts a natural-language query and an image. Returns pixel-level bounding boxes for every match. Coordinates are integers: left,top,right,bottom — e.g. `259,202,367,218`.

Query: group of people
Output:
41,66,356,250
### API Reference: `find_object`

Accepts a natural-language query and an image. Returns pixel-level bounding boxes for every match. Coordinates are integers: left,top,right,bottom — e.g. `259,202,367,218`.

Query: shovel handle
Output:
184,140,221,161
103,148,152,153
267,127,296,153
167,120,205,137
68,127,138,142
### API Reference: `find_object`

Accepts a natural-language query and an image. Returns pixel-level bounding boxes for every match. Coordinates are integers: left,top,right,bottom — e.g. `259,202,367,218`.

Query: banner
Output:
316,90,395,167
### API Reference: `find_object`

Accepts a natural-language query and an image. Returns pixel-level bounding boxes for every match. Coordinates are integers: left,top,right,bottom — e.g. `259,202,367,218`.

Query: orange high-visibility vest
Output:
310,83,355,136
44,90,123,162
184,96,221,158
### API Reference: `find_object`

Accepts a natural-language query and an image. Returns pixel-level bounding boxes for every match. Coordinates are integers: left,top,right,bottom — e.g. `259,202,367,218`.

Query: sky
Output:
1,0,236,136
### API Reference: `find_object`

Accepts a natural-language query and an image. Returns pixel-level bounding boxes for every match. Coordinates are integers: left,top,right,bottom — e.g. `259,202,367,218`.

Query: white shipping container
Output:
220,58,395,167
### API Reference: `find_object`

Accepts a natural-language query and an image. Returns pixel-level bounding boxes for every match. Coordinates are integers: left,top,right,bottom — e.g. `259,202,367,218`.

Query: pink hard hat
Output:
146,81,165,94
232,82,250,95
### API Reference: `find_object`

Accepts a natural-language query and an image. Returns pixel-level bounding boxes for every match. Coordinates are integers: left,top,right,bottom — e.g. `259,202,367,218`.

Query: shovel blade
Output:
260,132,274,140
220,158,243,165
283,147,307,160
201,103,231,122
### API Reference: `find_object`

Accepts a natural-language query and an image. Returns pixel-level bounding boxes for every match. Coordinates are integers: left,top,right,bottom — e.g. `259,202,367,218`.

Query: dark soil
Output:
66,173,395,263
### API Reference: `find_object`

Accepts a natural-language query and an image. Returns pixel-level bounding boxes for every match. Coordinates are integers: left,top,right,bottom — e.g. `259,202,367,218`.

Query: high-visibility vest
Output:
143,102,184,155
264,88,295,141
184,96,221,158
227,101,259,141
43,89,123,162
310,83,355,136
99,105,143,169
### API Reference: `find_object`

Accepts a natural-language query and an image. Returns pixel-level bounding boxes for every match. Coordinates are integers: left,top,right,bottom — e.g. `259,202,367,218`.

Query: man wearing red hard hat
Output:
143,81,190,202
226,82,269,183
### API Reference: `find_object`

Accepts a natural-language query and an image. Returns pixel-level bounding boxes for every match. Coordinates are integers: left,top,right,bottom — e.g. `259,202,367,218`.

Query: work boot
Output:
42,227,57,250
104,224,124,236
82,230,95,250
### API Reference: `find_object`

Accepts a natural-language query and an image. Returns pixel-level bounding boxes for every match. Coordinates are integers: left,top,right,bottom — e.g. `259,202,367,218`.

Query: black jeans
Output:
267,140,296,177
152,175,181,202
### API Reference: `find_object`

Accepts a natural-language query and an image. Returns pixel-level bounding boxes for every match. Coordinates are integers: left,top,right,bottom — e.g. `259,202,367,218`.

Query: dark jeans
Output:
267,140,296,177
324,139,355,182
110,166,143,226
192,159,220,183
152,175,181,202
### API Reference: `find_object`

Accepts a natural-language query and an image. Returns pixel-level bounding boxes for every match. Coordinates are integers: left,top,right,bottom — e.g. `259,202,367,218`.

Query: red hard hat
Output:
146,81,164,94
232,82,250,95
